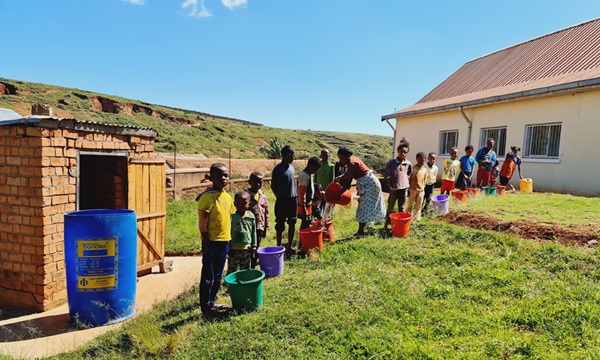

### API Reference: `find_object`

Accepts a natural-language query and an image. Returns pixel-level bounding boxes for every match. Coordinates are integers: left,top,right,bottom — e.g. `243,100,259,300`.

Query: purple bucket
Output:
257,246,285,278
431,194,450,214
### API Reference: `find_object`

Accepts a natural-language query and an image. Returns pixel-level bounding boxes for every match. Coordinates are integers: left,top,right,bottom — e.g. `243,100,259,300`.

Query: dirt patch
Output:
438,210,600,247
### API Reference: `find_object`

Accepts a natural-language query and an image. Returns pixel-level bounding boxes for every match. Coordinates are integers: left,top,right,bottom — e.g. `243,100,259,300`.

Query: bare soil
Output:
438,210,600,247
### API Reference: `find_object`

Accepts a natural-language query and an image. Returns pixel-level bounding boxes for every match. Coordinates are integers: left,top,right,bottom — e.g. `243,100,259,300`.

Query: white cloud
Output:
122,0,145,5
181,0,213,17
221,0,247,10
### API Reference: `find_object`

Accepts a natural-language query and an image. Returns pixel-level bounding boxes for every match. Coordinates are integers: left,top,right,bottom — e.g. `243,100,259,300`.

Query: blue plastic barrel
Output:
64,209,137,327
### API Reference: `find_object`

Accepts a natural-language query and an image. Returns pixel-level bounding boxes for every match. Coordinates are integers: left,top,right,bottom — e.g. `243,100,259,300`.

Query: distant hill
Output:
0,78,392,167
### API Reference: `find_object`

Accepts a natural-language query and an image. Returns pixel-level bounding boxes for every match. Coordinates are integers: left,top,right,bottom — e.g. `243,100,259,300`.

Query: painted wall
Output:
393,89,600,196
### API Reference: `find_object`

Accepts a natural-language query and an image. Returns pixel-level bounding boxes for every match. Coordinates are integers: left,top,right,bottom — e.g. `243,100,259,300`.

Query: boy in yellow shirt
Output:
197,163,235,315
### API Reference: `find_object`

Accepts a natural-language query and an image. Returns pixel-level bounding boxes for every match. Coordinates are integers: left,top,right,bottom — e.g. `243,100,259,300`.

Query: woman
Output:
335,147,386,237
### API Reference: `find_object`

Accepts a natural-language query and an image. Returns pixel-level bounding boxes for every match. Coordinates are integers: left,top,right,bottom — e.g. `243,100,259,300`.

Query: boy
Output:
245,172,269,268
314,149,334,212
440,147,460,195
381,141,411,231
226,191,257,276
499,152,516,191
197,163,235,315
270,145,297,255
475,138,497,188
455,145,477,190
421,152,438,214
405,152,427,221
297,156,321,232
490,160,500,187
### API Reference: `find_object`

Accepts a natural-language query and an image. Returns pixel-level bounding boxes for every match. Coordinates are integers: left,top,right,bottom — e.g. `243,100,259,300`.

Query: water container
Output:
431,194,449,214
389,212,412,238
299,226,324,253
64,209,137,327
224,269,265,312
520,178,533,193
257,246,285,278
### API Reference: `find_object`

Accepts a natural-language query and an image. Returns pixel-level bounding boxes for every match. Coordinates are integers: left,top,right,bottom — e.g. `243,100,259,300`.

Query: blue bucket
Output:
64,209,137,327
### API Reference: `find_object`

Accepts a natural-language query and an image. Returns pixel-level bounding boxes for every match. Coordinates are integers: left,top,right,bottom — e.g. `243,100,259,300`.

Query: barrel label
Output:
76,238,118,292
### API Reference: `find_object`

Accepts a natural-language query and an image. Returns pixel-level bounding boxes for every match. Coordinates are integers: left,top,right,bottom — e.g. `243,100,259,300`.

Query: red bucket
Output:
496,185,506,196
325,183,352,206
466,188,480,198
452,189,468,203
299,226,323,253
311,220,335,242
389,212,412,238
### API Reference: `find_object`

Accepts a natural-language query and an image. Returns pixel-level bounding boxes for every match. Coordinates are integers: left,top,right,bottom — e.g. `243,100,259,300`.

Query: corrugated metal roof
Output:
385,18,600,119
0,108,23,122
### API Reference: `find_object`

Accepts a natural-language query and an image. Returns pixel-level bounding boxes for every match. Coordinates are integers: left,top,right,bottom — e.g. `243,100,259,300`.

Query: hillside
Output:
0,78,392,166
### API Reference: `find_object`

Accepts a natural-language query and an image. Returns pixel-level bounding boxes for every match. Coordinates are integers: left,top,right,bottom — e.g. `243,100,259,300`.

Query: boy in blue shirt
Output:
455,145,477,190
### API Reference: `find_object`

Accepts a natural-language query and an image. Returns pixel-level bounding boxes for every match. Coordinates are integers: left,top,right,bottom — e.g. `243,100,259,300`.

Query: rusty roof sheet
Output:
385,18,600,119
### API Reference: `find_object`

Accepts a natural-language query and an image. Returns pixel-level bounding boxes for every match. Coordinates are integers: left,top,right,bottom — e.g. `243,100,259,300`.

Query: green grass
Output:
449,191,600,227
43,194,600,359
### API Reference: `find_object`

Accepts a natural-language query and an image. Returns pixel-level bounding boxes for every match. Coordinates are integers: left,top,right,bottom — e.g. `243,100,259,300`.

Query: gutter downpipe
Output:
458,106,472,146
385,118,396,158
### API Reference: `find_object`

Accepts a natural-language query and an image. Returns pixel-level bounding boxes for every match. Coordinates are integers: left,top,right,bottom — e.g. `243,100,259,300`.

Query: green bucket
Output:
482,186,497,196
224,269,265,312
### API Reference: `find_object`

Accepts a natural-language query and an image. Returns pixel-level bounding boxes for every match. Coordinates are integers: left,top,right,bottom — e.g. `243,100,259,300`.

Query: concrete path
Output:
0,256,201,359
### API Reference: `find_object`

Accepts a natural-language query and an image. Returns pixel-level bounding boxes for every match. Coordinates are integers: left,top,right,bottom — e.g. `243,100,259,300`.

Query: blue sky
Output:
1,1,598,136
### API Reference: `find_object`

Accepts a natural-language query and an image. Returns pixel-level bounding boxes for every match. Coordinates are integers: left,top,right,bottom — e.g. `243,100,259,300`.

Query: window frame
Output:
523,122,562,159
479,127,507,156
438,130,459,156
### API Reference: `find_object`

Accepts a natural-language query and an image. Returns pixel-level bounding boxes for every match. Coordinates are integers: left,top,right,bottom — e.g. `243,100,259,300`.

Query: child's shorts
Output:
440,179,455,193
499,176,510,186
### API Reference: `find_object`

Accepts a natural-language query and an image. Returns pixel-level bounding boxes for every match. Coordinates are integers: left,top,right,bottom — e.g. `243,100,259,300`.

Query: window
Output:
438,130,458,155
479,127,506,155
524,123,561,158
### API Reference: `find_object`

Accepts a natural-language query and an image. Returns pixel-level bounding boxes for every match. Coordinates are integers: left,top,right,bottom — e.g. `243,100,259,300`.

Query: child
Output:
297,156,321,233
421,152,438,214
245,172,269,268
455,145,477,190
511,146,524,180
440,147,460,195
499,152,516,191
226,191,257,276
197,163,235,315
381,141,411,231
271,145,297,254
405,152,427,221
311,183,324,221
490,160,500,187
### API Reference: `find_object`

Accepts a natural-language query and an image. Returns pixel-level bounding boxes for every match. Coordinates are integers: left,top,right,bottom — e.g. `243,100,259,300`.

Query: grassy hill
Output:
0,78,392,166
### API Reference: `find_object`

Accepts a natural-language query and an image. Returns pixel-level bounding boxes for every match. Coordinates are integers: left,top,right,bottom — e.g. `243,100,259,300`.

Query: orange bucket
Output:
325,183,352,206
452,189,468,203
466,188,480,198
299,226,323,253
389,212,412,238
311,220,335,242
496,185,506,196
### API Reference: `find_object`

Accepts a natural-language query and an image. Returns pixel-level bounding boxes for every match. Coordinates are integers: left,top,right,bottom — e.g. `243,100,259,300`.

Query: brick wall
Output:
0,122,155,311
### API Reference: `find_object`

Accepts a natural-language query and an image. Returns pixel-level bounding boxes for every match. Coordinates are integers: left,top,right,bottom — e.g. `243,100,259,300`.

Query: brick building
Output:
0,110,166,311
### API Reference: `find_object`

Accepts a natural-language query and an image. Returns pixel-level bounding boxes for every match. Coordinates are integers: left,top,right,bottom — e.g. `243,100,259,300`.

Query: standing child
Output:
197,163,235,315
245,172,269,268
490,160,500,187
421,152,438,214
271,145,297,255
440,147,460,195
226,191,257,277
297,156,321,232
499,153,516,191
381,141,411,231
405,152,427,221
455,145,477,190
315,149,334,212
511,146,524,180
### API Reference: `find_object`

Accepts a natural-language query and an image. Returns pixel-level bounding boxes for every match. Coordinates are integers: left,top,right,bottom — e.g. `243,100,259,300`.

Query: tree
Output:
259,137,284,159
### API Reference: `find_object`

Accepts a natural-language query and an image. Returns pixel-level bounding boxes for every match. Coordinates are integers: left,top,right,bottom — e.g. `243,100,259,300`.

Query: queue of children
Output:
196,141,524,315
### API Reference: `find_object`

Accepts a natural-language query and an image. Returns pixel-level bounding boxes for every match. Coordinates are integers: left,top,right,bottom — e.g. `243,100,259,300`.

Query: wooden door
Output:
128,156,167,275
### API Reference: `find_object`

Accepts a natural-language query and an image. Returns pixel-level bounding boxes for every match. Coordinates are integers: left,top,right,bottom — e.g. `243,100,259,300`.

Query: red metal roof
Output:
386,18,600,118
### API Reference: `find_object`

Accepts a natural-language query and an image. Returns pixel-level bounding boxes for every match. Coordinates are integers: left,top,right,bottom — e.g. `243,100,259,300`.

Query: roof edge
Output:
381,76,600,121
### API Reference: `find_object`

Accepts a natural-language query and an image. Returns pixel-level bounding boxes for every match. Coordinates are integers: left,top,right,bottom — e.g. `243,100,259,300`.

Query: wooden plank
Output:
136,211,166,220
130,158,165,164
137,259,162,273
137,226,162,260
